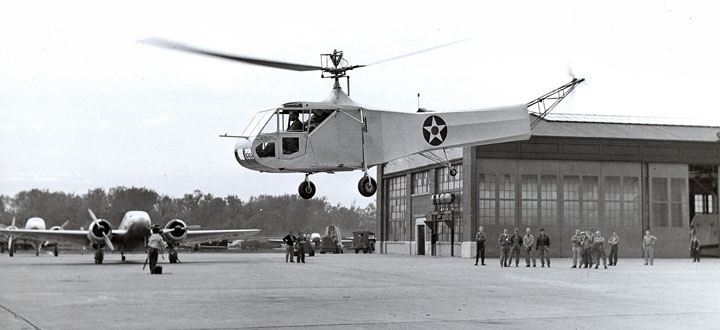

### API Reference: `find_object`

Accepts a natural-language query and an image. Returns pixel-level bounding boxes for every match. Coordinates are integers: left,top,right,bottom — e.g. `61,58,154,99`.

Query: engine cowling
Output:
163,219,187,243
87,219,112,246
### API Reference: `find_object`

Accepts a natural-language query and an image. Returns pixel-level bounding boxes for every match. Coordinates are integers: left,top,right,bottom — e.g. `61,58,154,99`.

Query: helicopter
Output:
141,38,580,199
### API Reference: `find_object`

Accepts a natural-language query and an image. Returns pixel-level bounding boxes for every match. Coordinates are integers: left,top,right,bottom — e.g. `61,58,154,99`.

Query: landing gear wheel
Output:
358,176,377,197
36,249,39,256
449,167,458,177
9,244,14,257
54,246,59,257
121,255,126,262
94,250,104,264
298,181,316,199
355,248,360,254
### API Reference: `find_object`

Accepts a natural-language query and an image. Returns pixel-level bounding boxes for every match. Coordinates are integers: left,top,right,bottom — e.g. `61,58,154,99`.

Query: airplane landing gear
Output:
121,253,126,262
53,245,58,257
358,175,377,197
94,249,104,264
299,175,316,199
169,249,179,263
9,243,14,257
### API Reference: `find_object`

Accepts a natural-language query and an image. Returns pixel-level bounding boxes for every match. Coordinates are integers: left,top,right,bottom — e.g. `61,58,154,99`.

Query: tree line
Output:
0,187,376,236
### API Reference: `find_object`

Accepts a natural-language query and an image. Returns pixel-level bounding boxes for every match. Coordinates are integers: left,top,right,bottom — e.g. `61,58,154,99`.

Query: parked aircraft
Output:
2,217,69,257
0,209,261,264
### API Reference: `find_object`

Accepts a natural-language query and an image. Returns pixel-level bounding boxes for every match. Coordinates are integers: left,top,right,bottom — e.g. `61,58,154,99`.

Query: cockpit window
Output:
241,109,275,137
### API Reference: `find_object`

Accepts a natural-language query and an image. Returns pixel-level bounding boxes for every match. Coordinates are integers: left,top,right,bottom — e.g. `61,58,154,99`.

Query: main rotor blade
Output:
365,35,483,66
140,38,324,72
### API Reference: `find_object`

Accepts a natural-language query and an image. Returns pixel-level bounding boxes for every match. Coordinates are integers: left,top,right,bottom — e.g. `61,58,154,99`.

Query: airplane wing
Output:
0,229,128,247
183,229,261,245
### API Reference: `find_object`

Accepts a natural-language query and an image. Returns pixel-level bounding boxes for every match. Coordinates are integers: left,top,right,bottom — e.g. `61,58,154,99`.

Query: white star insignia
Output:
424,117,446,143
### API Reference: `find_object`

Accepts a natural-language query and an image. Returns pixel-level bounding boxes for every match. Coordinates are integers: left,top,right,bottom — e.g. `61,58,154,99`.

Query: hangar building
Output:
375,113,720,258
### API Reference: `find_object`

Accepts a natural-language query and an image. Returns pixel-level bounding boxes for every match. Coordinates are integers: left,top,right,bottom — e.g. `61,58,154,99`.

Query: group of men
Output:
282,231,309,264
474,226,550,268
475,226,661,268
570,229,618,269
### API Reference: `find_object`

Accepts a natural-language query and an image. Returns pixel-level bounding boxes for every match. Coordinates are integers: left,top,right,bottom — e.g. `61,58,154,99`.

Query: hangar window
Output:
670,178,686,227
437,165,463,191
623,177,640,227
604,177,622,228
521,175,538,226
563,176,580,226
411,171,429,195
438,165,463,242
498,174,516,226
478,173,496,225
387,176,407,241
540,175,558,226
582,176,599,227
652,177,669,227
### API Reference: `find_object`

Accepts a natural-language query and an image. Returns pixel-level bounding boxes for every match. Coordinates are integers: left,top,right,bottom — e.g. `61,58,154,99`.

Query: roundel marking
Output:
422,115,447,146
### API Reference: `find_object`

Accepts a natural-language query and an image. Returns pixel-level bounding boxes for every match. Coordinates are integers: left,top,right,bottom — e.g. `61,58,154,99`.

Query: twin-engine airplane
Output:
1,216,69,257
142,38,582,199
0,209,260,264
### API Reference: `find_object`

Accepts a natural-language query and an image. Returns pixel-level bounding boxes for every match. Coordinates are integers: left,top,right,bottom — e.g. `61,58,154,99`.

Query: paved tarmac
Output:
0,251,718,329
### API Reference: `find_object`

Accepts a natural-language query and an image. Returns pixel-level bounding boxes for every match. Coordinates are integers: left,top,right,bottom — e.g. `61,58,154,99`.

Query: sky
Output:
1,1,718,207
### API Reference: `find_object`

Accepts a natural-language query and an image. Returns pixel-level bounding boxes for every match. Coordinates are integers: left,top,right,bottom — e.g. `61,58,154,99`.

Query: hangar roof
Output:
531,113,720,142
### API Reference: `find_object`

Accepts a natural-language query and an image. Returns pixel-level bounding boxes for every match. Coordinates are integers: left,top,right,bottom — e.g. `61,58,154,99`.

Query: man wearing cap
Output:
536,228,551,267
571,229,582,268
296,232,307,264
593,230,608,269
608,231,619,266
474,226,487,266
508,228,523,267
147,224,166,274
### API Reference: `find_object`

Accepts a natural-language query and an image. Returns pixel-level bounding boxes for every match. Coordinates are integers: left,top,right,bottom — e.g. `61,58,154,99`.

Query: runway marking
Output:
0,303,42,330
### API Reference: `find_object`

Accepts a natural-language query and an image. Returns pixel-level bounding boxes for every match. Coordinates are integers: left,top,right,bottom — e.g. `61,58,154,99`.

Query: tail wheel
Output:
298,181,316,199
358,176,377,197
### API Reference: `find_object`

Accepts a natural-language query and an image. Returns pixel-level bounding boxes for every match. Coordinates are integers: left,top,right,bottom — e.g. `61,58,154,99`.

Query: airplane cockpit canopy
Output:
242,107,336,137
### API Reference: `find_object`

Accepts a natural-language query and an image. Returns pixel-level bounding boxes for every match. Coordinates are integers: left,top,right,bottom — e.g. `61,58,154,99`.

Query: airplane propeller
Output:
87,209,114,251
7,216,17,251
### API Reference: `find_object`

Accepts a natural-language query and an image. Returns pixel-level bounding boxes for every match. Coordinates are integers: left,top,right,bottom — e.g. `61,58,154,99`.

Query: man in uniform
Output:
690,235,701,262
508,228,523,267
475,226,487,266
571,229,582,268
523,227,536,267
642,230,657,265
608,231,619,266
283,231,297,263
588,228,597,265
498,229,511,267
581,231,593,268
536,228,551,267
296,232,306,263
593,230,608,269
147,224,166,274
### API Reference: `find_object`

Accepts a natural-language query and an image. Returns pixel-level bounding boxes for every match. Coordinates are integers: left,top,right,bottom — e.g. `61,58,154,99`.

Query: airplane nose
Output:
234,138,263,170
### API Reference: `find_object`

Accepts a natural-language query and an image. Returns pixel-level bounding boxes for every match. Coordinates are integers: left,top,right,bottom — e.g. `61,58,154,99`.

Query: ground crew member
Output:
296,232,306,263
508,228,523,267
536,228,550,267
147,224,166,274
498,229,511,267
581,231,593,268
283,231,297,263
593,230,608,269
475,226,487,266
523,227,536,267
571,229,582,268
642,230,657,265
588,228,597,265
690,236,700,262
608,231,619,266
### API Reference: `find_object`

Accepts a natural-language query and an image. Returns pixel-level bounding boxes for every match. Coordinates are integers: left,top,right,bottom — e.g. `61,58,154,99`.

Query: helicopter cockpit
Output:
242,105,335,160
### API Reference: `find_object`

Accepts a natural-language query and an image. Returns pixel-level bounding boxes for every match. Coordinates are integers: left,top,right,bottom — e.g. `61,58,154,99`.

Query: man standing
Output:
588,228,597,265
498,229,511,267
593,230,608,269
571,229,582,268
508,228,523,267
608,231,619,266
475,226,487,266
147,224,166,274
690,236,701,262
283,231,297,263
536,228,551,267
296,232,306,264
523,227,536,267
581,231,593,268
642,230,658,265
